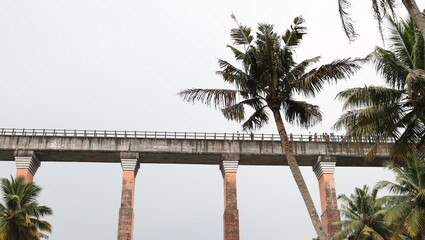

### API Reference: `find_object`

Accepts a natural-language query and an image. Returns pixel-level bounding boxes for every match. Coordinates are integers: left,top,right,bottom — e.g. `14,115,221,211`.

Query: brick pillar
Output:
313,156,340,238
220,154,240,240
14,150,40,183
117,153,140,240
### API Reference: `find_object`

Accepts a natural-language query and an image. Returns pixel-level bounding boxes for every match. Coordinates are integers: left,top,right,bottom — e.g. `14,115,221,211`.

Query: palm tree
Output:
332,185,392,240
179,15,362,239
376,154,425,239
0,176,52,240
337,0,425,43
334,16,425,160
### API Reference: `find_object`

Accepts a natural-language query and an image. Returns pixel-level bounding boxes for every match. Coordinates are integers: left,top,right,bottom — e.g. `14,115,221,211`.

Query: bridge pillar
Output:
117,153,140,240
220,154,240,240
14,150,40,183
313,156,340,238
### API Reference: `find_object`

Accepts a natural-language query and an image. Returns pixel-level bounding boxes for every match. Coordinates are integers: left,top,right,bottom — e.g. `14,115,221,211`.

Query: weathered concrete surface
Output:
0,136,392,166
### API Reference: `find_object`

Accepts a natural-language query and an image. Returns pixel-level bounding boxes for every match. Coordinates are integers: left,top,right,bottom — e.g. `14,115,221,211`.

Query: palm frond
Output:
283,99,322,128
178,88,242,109
295,58,363,97
368,47,411,89
338,0,358,41
336,86,403,110
230,13,254,46
221,98,264,122
387,16,415,68
282,16,306,47
241,106,269,130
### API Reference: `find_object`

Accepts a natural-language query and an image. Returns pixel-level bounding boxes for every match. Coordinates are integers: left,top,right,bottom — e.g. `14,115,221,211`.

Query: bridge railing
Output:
0,128,395,143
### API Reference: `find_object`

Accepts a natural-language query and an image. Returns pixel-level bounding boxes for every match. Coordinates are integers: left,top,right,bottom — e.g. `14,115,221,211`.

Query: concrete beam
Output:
0,136,392,166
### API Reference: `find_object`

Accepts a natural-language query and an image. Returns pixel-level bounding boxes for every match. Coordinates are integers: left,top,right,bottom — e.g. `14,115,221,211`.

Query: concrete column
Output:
220,154,240,240
14,150,40,183
117,153,140,240
313,156,340,238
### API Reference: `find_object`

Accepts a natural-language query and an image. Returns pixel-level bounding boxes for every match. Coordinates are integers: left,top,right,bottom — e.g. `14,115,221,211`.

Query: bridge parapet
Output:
0,128,395,143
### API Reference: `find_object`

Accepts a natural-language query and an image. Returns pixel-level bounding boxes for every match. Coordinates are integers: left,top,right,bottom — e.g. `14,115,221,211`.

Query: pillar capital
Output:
120,158,140,176
220,154,239,177
14,150,40,176
313,156,336,179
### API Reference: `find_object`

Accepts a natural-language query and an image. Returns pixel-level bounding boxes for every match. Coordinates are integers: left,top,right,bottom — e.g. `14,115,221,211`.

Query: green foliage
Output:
332,185,392,240
179,16,362,131
334,16,425,161
0,177,52,240
334,154,425,240
377,154,425,239
338,0,397,42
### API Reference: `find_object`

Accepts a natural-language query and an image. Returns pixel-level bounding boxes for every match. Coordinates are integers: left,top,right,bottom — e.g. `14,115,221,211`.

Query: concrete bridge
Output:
0,128,393,240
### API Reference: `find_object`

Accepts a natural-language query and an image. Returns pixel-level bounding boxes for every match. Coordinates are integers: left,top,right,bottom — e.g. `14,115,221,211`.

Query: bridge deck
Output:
0,129,392,167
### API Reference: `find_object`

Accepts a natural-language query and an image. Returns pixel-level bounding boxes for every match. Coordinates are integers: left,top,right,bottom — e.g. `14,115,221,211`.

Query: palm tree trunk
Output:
402,0,425,41
270,107,328,240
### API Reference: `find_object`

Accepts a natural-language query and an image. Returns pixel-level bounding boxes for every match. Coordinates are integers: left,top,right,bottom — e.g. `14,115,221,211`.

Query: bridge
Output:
0,128,393,240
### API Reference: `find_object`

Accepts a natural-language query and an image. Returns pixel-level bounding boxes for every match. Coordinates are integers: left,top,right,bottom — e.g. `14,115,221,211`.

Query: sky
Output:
0,0,411,239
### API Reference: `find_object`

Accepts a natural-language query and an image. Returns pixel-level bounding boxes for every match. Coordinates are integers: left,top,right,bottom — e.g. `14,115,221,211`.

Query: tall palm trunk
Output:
271,107,328,240
402,0,425,41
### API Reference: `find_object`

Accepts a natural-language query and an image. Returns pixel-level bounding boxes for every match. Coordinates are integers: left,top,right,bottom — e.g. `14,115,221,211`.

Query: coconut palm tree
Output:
334,16,425,160
337,0,425,43
0,176,52,240
179,15,362,239
332,185,392,240
376,154,425,239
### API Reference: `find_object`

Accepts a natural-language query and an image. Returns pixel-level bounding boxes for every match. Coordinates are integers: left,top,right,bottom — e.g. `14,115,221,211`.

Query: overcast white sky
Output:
0,0,410,239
